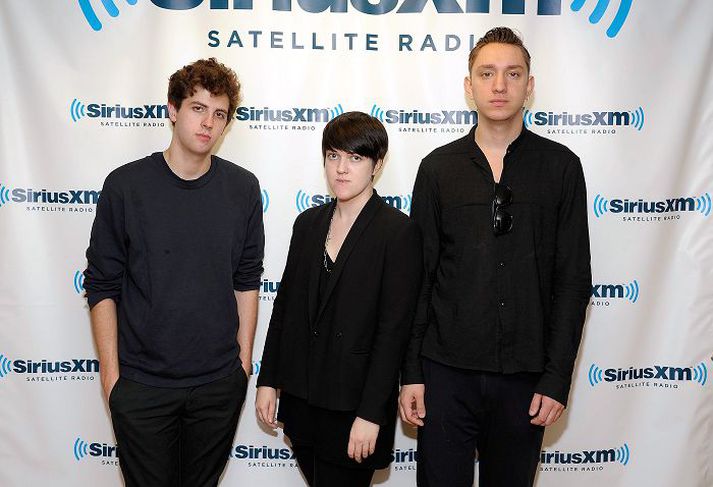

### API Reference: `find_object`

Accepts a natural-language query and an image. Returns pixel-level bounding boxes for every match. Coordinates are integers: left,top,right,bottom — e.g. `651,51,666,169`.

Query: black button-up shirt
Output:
402,126,591,405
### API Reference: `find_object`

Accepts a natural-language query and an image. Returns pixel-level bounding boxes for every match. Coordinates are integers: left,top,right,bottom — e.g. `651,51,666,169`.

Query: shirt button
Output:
500,301,506,307
336,331,343,338
313,330,320,337
499,261,505,268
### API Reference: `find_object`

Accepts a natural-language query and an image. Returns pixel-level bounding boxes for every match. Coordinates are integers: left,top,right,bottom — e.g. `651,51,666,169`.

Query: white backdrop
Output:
1,1,712,485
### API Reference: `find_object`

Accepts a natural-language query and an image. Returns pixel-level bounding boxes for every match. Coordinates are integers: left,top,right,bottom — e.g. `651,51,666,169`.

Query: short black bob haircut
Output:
321,111,388,164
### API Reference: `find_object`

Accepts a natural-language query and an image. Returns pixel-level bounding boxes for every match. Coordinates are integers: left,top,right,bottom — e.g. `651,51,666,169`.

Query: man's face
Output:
168,86,230,157
465,43,534,124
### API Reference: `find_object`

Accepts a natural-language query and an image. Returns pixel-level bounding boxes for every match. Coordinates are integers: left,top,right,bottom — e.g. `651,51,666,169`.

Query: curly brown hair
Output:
468,27,531,74
167,58,241,123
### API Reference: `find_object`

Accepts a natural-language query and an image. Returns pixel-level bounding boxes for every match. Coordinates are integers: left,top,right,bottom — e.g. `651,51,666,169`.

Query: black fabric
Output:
416,359,544,487
278,392,396,470
258,191,422,426
84,152,264,388
291,443,375,487
402,125,591,405
109,369,248,487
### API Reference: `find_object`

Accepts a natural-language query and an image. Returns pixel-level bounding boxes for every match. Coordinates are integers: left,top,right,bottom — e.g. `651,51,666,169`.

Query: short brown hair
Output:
468,27,531,74
167,58,241,123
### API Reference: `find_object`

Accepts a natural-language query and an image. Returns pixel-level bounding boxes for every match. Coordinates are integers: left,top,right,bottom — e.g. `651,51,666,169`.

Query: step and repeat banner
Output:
1,1,712,486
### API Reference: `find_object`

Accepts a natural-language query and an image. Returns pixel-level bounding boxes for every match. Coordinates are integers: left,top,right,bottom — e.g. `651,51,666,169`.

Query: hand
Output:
101,369,120,403
242,361,252,379
399,384,426,426
348,417,380,463
256,386,278,428
529,393,565,426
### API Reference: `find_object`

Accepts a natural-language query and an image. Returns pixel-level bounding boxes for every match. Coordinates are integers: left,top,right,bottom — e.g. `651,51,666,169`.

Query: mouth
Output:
490,100,508,106
196,133,211,142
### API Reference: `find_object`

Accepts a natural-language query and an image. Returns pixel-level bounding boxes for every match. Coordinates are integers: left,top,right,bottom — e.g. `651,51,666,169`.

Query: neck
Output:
163,144,212,180
474,116,523,151
335,187,373,221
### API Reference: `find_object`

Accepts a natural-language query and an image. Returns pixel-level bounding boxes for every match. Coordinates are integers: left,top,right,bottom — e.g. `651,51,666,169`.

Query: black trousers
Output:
109,368,248,487
291,444,374,487
417,359,544,487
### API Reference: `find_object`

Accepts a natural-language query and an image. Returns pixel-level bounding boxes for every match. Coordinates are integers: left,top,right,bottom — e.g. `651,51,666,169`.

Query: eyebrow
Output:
477,64,525,70
190,101,228,114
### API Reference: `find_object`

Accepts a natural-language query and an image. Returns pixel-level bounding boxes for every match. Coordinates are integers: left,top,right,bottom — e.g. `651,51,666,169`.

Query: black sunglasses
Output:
492,183,513,236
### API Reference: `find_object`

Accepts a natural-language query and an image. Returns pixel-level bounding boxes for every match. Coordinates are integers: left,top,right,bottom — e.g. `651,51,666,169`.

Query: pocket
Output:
108,377,121,406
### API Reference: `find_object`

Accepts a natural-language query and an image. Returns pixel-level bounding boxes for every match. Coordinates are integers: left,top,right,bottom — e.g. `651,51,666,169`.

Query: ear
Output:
526,75,535,100
464,76,474,100
373,158,384,176
168,101,178,123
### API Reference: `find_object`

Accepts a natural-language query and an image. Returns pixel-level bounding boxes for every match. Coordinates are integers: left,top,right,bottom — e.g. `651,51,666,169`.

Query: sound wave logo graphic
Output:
696,193,712,217
73,437,90,461
78,0,138,32
382,194,412,213
523,109,534,128
70,99,86,122
0,183,12,208
370,103,385,122
0,354,13,379
615,443,631,465
295,190,312,213
629,106,644,131
593,194,608,218
692,362,708,386
261,190,270,213
73,271,86,294
624,280,639,303
588,363,603,386
330,104,345,121
570,0,633,38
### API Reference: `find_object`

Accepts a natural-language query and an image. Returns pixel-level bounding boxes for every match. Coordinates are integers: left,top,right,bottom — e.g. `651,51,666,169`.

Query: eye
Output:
350,154,362,162
215,112,226,120
481,71,493,79
508,71,521,79
193,105,204,112
326,152,338,160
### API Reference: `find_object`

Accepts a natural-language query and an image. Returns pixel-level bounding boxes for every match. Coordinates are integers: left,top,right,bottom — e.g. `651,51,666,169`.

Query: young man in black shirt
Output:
399,28,591,486
84,58,264,486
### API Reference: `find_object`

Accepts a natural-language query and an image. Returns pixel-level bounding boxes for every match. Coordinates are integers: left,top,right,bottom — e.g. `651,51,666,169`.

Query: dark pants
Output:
109,368,248,487
417,359,544,487
291,443,374,487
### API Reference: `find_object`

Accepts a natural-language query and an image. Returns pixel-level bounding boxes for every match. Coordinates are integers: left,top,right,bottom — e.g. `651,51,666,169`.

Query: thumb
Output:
416,393,427,418
529,393,542,416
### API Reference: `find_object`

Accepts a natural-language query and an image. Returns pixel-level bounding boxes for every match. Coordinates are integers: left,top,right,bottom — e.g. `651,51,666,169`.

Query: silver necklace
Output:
323,210,335,272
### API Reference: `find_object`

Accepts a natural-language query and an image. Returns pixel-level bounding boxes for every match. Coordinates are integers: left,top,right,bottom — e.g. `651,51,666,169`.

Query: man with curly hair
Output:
84,58,264,486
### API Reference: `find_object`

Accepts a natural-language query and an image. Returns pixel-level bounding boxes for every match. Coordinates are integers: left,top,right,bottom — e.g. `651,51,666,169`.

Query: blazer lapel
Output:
314,191,382,325
307,200,336,326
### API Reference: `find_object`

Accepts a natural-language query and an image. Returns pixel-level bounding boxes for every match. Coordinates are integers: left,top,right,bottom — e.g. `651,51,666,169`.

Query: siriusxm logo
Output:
252,360,262,375
78,0,137,31
588,362,709,387
229,444,295,460
73,437,119,461
260,279,280,302
370,103,477,126
591,280,639,303
523,107,644,131
261,189,269,213
593,193,712,218
295,190,411,213
0,353,99,380
70,99,168,123
73,271,86,295
0,184,100,207
80,1,632,39
541,443,630,466
236,104,343,123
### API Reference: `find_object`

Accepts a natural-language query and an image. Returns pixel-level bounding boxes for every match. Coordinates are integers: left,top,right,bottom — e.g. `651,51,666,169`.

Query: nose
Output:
201,112,214,129
336,156,348,173
493,72,506,93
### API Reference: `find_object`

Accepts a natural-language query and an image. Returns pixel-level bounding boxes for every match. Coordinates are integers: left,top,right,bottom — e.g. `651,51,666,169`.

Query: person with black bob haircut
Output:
256,111,422,486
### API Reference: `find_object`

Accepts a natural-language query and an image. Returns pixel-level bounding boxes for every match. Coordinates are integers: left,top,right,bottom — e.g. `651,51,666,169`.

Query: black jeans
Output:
417,359,544,487
291,443,374,487
109,368,248,487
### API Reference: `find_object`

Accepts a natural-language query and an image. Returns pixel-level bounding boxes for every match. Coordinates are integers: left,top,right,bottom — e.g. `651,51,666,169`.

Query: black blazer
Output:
258,191,422,425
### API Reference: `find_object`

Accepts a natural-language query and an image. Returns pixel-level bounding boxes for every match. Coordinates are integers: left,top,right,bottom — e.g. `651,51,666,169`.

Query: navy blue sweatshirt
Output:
84,152,264,387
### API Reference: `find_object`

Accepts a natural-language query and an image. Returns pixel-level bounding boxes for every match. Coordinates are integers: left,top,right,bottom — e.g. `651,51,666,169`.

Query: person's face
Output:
324,149,382,203
465,43,534,124
168,86,230,157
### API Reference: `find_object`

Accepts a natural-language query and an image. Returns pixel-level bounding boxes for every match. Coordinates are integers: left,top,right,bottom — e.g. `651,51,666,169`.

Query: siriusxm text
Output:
11,359,99,374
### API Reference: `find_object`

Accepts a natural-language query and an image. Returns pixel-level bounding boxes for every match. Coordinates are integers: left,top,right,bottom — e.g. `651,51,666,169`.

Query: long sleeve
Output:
534,157,592,406
233,177,265,291
84,176,126,309
401,161,440,384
